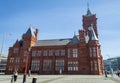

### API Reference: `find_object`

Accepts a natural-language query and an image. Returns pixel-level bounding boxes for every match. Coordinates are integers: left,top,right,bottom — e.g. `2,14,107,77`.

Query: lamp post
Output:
0,34,5,57
23,48,29,83
0,33,11,57
107,55,113,76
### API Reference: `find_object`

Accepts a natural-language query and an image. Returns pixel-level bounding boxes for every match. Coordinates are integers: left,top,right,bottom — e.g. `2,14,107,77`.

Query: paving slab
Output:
0,74,119,83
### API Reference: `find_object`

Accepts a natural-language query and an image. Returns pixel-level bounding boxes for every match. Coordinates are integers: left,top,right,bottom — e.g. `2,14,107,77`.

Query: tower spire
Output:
87,2,89,10
86,3,92,16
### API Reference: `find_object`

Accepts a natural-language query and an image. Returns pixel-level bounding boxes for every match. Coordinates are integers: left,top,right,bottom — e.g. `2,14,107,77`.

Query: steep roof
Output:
19,40,23,47
25,26,36,37
88,25,98,40
68,35,79,44
86,8,92,16
85,3,92,16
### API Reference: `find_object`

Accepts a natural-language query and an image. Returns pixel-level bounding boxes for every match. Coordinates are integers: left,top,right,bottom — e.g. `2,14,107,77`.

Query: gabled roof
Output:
25,26,36,37
88,25,98,40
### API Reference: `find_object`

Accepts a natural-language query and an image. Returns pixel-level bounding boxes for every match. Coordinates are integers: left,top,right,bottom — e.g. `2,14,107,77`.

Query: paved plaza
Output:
0,74,120,83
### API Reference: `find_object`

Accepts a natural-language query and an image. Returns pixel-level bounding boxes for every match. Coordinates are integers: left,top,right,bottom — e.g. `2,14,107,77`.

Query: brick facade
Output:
5,9,104,75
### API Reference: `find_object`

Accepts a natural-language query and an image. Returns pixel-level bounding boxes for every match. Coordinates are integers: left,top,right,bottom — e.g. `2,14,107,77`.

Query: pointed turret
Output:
25,26,36,37
68,34,79,44
88,25,98,41
13,40,20,47
86,3,92,16
22,25,38,48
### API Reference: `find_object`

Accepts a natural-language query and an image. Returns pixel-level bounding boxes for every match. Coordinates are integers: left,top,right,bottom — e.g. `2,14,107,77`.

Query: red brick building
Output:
6,8,104,75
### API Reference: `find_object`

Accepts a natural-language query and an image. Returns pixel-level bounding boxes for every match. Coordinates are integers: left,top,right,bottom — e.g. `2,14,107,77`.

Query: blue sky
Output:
0,0,120,59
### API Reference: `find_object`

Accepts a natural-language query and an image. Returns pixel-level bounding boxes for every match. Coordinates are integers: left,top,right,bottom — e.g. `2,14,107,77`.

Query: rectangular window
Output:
68,61,78,71
68,67,71,71
73,49,78,58
23,59,26,63
94,60,98,71
31,60,40,71
9,66,13,71
67,49,70,58
55,50,59,56
93,47,96,57
43,50,47,56
43,60,52,71
61,50,65,56
49,50,53,56
37,51,41,56
15,66,19,71
13,48,19,54
10,58,14,63
55,60,64,71
32,51,36,56
68,62,72,71
89,48,92,57
90,61,93,71
16,58,20,63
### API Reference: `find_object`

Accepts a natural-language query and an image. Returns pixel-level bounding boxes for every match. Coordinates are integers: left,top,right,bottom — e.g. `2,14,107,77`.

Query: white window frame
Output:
89,48,92,57
37,51,41,56
67,49,70,58
43,50,47,56
55,60,64,71
73,49,78,58
94,60,98,71
32,51,36,56
55,50,59,56
49,50,53,56
93,47,96,57
61,50,65,56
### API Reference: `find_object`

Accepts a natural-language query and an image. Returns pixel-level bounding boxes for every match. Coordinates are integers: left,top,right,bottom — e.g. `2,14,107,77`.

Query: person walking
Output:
105,70,108,78
117,70,120,77
11,74,14,83
110,68,113,77
28,69,31,77
59,69,62,75
13,70,18,83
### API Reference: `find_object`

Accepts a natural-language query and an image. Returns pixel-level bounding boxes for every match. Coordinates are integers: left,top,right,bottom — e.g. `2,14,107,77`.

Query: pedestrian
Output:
105,70,108,78
110,68,113,77
13,70,18,83
28,69,31,77
117,70,120,77
59,69,62,75
11,74,14,83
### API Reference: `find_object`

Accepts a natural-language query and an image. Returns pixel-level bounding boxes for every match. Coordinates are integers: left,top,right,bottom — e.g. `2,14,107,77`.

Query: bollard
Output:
11,75,14,83
23,75,26,83
32,77,37,83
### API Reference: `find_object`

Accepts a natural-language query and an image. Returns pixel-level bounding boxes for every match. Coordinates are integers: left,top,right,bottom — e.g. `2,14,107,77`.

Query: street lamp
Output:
0,33,11,57
23,48,30,83
0,33,5,57
107,55,113,76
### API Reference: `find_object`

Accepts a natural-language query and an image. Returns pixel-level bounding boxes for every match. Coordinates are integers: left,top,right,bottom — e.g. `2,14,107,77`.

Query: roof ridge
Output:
38,38,72,41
